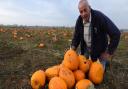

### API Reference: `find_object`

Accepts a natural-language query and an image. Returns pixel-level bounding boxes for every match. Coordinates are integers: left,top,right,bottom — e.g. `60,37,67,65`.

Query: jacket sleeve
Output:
101,14,121,55
71,16,81,50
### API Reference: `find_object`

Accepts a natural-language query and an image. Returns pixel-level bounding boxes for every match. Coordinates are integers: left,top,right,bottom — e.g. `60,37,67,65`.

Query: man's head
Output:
78,0,91,22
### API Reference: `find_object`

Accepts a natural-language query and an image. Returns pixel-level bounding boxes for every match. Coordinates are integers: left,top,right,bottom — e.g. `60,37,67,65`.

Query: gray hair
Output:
78,0,90,8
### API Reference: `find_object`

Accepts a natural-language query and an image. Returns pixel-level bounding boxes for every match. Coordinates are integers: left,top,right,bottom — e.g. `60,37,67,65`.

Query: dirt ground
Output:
0,28,128,89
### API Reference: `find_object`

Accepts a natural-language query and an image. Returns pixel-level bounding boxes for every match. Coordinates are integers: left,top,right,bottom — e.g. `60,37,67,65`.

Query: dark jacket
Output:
71,9,121,60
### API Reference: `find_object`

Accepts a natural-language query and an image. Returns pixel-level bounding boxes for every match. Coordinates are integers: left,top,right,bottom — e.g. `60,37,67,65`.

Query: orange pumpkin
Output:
59,67,75,89
19,37,23,40
62,49,79,70
13,32,17,35
73,70,85,82
38,43,44,48
49,77,67,89
75,79,95,89
13,35,17,39
0,28,4,32
31,70,46,89
25,34,31,38
89,61,104,84
45,65,60,81
60,63,65,67
78,55,90,73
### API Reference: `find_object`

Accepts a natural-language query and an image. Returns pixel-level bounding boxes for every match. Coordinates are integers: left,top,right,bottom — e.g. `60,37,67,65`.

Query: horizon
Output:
1,24,128,30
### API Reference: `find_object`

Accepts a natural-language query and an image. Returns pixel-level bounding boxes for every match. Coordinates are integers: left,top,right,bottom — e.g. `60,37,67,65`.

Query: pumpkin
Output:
31,70,46,89
62,49,79,70
38,43,44,48
49,77,67,89
13,32,17,35
89,61,104,84
75,79,95,89
59,67,75,89
73,70,85,82
60,63,65,67
45,65,60,81
19,37,23,40
78,55,90,73
0,28,4,32
25,34,31,38
13,35,17,38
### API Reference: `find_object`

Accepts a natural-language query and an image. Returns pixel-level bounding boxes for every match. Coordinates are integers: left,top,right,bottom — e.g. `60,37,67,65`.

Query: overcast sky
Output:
0,0,128,29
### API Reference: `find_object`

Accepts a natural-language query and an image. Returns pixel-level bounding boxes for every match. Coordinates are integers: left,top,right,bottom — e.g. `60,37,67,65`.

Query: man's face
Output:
78,3,90,22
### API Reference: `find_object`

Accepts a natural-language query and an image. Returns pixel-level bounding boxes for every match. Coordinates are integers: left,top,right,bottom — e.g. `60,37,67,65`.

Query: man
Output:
71,0,121,70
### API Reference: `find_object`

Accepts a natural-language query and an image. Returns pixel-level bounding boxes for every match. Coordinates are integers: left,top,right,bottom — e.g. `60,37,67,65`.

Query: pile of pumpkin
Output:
31,49,104,89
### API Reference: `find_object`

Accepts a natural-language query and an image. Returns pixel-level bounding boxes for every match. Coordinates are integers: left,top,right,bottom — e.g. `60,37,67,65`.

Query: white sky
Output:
0,0,127,29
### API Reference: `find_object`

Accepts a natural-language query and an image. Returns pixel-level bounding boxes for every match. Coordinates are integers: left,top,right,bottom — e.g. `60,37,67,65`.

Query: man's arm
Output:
71,16,81,50
101,13,121,59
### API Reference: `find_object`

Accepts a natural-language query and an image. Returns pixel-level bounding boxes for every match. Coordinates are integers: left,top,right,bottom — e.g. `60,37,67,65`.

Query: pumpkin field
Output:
0,27,128,89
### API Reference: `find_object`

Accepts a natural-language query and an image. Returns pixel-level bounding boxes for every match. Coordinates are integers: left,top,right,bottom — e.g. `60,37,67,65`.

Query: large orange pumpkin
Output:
78,55,90,73
45,65,60,81
59,67,75,89
62,49,79,71
73,70,85,82
49,77,67,89
89,61,104,84
31,70,46,89
75,79,95,89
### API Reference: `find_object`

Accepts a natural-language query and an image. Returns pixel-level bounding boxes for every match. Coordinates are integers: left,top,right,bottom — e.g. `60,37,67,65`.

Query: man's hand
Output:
70,45,76,51
100,51,112,61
